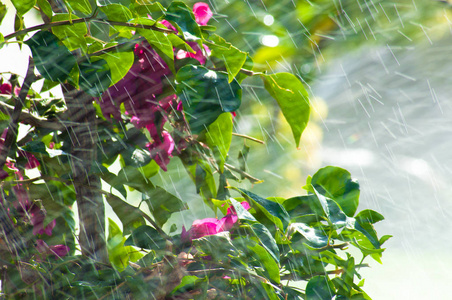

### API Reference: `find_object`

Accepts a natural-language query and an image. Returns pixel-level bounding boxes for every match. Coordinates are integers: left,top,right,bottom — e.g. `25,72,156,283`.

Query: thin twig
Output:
0,101,63,130
224,163,263,184
232,132,264,144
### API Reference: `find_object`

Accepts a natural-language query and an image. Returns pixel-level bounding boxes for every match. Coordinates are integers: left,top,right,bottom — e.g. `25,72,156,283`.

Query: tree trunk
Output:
64,84,109,264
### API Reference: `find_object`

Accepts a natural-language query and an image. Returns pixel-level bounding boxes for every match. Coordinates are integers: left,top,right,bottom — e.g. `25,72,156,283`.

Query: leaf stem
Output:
232,132,265,144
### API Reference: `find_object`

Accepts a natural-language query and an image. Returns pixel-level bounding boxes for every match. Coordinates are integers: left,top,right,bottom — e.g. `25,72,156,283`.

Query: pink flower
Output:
183,201,250,242
0,83,12,94
36,239,70,258
193,2,213,25
146,131,175,171
18,149,40,169
176,42,211,65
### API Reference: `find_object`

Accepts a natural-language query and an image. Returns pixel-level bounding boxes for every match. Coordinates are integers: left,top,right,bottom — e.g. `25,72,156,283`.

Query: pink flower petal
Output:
193,2,213,25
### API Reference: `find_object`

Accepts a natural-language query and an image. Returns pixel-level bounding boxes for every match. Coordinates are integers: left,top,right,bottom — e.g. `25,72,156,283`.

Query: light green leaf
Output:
100,3,132,22
207,34,247,82
51,14,88,51
262,73,310,148
11,0,35,15
206,112,233,172
98,50,134,85
65,0,92,14
138,28,175,74
0,2,7,25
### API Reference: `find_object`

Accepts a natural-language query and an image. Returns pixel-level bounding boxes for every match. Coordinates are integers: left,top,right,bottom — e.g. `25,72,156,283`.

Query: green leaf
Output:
100,4,133,22
290,223,328,249
171,275,199,296
11,0,35,15
310,166,360,217
117,165,155,195
262,73,310,148
306,275,335,300
98,49,134,85
234,188,290,231
165,1,201,41
176,65,241,133
230,198,256,222
138,28,175,74
207,34,247,82
26,31,76,82
193,231,237,261
355,209,384,224
105,194,146,235
78,57,111,97
167,34,195,53
124,225,166,250
65,0,92,14
206,112,233,172
250,223,280,263
131,2,166,17
234,238,280,284
143,186,187,227
0,2,7,25
312,188,348,229
51,14,88,50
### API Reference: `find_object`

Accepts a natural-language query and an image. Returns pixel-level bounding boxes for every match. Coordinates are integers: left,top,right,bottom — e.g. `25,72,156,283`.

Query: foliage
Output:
0,0,390,299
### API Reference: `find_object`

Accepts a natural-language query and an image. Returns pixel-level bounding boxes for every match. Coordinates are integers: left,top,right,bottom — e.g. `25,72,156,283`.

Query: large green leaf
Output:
26,31,76,82
105,194,146,235
205,112,233,172
51,14,87,51
310,166,360,217
98,50,134,85
235,188,290,231
306,275,335,300
117,165,155,195
176,65,241,133
100,3,133,22
143,186,187,227
165,1,201,41
11,0,35,15
262,73,310,148
206,34,247,82
78,57,111,97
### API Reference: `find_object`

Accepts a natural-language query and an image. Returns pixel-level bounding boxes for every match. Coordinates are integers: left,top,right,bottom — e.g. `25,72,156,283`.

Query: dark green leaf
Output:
230,198,256,222
262,73,310,148
193,231,237,261
105,194,146,235
354,221,380,249
165,1,201,41
117,165,155,195
290,223,328,249
176,65,241,133
310,166,360,217
206,112,233,172
26,31,76,82
250,223,280,263
11,0,35,15
124,225,166,250
78,58,111,97
306,275,335,300
235,188,290,231
143,186,187,227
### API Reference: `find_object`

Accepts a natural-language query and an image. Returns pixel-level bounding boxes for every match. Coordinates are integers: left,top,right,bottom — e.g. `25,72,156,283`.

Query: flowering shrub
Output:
0,0,389,299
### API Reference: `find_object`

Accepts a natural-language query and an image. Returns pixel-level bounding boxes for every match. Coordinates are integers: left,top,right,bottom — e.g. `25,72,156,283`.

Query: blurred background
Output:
2,0,452,298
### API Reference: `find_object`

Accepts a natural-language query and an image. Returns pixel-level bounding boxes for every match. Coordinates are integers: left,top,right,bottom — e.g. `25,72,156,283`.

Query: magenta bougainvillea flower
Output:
182,201,250,242
99,2,213,172
193,2,213,25
36,239,70,258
